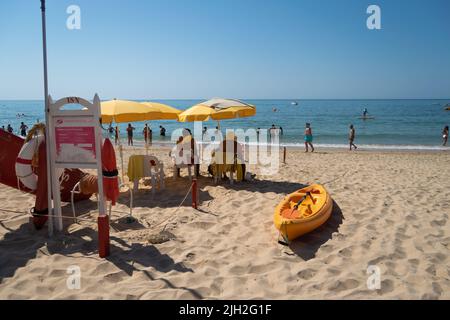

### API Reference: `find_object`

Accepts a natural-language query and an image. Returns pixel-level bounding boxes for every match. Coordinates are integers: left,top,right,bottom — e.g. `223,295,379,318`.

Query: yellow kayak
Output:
274,184,333,243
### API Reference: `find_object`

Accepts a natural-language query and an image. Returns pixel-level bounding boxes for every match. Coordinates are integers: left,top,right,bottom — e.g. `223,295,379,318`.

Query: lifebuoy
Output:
15,135,44,191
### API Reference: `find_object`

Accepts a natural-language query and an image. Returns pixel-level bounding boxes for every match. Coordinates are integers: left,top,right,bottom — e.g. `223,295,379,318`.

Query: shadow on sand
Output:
288,200,344,261
0,216,201,298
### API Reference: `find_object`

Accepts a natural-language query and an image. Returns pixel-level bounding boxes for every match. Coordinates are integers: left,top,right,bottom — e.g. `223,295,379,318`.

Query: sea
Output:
1,99,449,151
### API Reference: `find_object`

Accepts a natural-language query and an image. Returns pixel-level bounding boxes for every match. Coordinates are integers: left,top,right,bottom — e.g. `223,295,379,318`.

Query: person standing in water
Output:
143,123,150,145
159,125,166,137
349,124,357,151
108,122,114,138
443,126,449,146
363,108,368,118
20,122,28,137
126,123,135,146
7,124,13,134
304,123,314,152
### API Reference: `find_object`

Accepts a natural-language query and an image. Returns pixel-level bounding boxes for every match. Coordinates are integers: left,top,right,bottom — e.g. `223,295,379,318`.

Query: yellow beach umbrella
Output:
141,102,181,119
101,99,181,123
101,99,153,123
178,98,256,122
100,99,181,175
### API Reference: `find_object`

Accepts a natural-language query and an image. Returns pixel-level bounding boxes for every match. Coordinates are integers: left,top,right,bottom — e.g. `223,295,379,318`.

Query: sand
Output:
0,145,449,299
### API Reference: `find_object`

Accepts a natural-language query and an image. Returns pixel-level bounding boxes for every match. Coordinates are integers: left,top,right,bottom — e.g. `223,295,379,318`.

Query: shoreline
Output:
117,140,450,154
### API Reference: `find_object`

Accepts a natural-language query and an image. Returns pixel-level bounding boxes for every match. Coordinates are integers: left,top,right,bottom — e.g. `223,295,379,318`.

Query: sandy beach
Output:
0,146,449,299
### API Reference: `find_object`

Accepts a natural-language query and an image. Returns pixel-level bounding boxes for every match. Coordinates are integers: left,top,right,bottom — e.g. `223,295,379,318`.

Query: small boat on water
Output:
274,184,333,243
291,101,298,106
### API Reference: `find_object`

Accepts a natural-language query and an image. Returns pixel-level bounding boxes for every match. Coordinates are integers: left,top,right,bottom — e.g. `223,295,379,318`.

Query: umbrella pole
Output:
119,141,124,182
40,0,54,236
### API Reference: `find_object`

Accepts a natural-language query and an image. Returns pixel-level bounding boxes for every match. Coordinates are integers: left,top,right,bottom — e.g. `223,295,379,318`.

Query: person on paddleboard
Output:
363,108,368,118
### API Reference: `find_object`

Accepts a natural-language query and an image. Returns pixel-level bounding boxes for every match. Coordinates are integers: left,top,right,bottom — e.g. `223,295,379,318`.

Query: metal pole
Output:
40,0,54,236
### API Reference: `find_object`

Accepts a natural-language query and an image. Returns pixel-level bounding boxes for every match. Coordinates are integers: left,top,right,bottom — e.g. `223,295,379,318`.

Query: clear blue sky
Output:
0,0,449,100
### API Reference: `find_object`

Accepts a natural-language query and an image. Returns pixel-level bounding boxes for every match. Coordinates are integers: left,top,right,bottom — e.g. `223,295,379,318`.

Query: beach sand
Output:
0,146,449,299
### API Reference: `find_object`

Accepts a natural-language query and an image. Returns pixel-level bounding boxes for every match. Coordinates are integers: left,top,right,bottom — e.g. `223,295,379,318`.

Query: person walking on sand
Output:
443,126,449,146
304,123,314,152
126,123,135,146
20,122,28,137
349,124,357,151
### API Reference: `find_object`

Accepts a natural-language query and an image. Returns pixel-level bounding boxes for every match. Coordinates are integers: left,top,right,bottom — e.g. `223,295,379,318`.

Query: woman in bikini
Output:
304,123,314,152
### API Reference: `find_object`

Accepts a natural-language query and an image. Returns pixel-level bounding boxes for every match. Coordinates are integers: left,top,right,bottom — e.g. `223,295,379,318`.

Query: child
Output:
304,123,314,152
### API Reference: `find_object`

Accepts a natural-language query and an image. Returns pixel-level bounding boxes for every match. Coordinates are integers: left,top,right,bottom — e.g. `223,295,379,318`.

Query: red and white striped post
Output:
98,212,110,258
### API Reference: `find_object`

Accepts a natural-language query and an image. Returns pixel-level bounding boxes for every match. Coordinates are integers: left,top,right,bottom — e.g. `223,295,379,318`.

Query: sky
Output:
0,0,449,100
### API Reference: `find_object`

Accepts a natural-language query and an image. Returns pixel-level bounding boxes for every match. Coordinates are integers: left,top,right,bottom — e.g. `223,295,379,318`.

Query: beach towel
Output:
79,174,98,195
127,155,145,181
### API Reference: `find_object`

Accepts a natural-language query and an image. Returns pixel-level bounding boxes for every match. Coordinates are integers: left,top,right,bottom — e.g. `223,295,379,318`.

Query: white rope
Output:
1,180,198,231
0,208,98,223
154,182,195,231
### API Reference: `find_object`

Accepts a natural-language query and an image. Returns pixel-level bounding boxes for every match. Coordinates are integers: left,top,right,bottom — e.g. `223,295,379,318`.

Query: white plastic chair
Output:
170,142,198,182
137,155,165,194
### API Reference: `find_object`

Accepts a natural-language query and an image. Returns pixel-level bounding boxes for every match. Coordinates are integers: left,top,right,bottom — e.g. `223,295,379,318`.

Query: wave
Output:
124,139,449,152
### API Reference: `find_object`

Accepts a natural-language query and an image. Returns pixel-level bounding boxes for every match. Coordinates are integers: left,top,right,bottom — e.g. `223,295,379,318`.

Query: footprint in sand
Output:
338,247,353,258
430,218,447,227
104,270,128,283
328,279,360,293
185,252,196,261
326,267,342,276
296,268,317,280
377,279,395,295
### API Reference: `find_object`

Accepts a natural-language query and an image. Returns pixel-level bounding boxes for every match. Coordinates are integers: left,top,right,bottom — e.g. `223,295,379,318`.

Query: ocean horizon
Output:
1,99,449,151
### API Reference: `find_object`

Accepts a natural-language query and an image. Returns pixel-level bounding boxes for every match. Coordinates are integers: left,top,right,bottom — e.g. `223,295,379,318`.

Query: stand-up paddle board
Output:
359,116,375,120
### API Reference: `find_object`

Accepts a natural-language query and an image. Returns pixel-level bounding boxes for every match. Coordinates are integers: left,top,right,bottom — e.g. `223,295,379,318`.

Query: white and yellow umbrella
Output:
178,98,256,123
